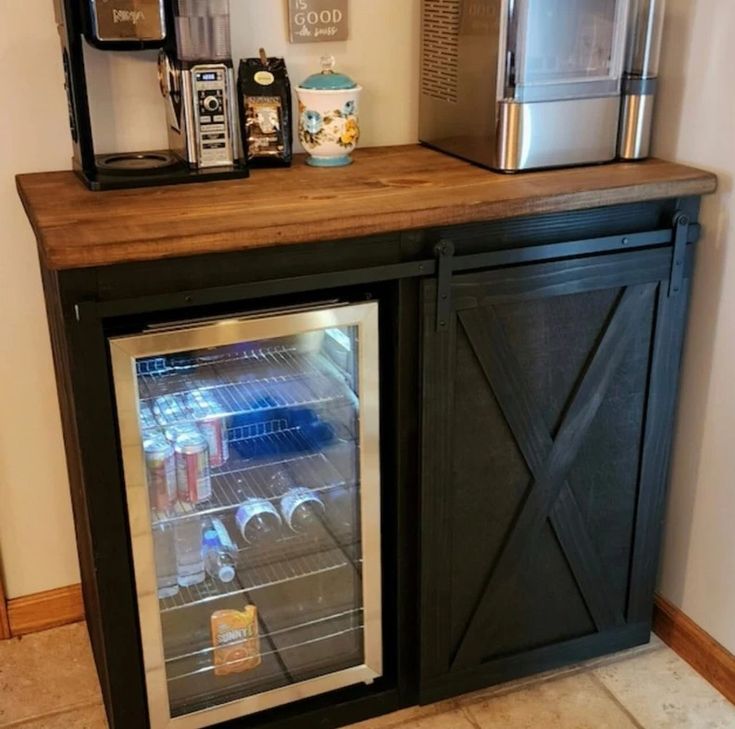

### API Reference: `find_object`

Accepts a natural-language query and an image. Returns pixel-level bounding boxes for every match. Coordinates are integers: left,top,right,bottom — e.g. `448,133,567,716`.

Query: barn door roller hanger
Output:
432,212,700,332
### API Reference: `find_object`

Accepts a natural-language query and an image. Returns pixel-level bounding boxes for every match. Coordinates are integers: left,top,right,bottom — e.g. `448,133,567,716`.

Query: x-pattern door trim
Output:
451,283,656,669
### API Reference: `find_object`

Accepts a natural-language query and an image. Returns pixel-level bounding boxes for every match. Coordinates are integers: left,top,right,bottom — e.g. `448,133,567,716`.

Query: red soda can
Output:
186,390,229,468
174,431,212,504
198,417,229,468
144,435,177,513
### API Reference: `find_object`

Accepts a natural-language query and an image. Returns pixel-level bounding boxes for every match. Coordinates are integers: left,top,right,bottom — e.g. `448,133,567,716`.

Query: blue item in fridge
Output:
254,396,279,411
302,420,336,446
290,408,318,427
230,406,336,459
203,530,220,550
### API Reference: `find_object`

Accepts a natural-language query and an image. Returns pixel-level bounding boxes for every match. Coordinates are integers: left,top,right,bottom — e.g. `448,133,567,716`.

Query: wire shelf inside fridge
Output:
165,607,364,671
138,350,353,433
136,343,299,378
165,608,365,686
160,545,362,613
151,429,354,527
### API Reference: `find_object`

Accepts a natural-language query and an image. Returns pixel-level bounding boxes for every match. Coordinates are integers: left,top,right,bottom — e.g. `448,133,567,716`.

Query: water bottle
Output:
203,530,236,584
153,522,179,598
210,517,238,558
174,518,206,587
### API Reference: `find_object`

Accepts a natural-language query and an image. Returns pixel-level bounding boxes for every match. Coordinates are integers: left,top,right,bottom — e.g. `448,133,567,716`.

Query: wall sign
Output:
288,0,349,43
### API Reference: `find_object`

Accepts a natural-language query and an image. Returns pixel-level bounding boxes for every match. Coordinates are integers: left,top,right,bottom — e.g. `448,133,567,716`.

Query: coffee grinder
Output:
53,0,248,190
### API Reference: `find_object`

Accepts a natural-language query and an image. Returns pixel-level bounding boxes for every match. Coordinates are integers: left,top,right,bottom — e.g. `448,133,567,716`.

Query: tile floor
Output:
1,624,734,728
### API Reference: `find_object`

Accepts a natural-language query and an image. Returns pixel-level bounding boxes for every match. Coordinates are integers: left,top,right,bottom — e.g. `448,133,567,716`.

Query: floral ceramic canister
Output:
296,56,362,167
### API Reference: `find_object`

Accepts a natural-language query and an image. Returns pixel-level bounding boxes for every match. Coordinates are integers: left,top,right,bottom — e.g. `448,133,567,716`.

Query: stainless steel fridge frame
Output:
109,302,383,729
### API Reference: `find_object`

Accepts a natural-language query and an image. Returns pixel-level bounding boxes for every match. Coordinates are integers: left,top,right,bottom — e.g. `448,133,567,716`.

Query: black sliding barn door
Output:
420,249,690,702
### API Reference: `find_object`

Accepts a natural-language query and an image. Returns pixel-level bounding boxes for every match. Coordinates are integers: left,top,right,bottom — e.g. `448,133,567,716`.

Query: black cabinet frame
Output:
40,196,700,728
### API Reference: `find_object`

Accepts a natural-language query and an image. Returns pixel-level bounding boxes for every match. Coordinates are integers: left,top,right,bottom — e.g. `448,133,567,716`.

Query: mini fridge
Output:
109,302,382,729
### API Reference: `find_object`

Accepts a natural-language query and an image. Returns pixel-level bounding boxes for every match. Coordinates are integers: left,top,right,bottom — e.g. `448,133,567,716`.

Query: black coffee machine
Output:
54,0,249,190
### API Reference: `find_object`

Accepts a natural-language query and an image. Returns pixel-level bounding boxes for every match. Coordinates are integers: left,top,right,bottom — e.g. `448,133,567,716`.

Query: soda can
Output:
174,431,212,504
164,423,197,444
153,394,187,427
198,418,229,468
139,400,160,433
144,435,177,513
186,390,229,469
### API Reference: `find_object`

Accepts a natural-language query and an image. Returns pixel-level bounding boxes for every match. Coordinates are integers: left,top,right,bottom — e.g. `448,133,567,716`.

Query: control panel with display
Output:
191,64,235,168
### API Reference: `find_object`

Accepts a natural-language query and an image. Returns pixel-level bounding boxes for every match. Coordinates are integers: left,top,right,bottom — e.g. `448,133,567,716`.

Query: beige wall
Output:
85,0,422,154
0,2,80,599
0,0,420,599
655,0,735,655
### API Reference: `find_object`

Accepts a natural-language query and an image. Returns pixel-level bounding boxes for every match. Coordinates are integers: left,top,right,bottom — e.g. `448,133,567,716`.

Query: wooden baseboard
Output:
6,584,84,638
654,594,735,705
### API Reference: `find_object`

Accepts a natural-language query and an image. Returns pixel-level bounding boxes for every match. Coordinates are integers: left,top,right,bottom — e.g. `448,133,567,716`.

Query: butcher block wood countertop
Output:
16,144,717,271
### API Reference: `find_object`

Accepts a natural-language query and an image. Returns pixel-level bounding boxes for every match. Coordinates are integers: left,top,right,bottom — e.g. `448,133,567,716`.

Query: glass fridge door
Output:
109,303,382,729
509,0,630,102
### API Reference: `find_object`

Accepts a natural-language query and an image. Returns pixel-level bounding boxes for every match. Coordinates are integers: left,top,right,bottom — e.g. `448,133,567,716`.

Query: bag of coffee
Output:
238,53,293,167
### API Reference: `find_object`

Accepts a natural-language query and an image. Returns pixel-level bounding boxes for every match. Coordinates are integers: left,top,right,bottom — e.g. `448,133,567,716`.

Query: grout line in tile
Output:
589,671,647,729
353,715,406,729
349,700,459,729
458,702,483,729
403,701,463,728
0,700,104,729
455,639,664,708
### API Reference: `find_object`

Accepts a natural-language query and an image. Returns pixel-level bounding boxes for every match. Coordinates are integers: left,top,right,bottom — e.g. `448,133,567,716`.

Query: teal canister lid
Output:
299,55,357,90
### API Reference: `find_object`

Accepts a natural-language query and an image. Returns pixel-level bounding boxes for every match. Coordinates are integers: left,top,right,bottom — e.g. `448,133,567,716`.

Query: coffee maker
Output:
158,0,239,169
53,0,248,190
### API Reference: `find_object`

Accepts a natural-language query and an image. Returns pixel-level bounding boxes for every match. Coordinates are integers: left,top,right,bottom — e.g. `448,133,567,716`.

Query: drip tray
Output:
97,151,181,175
82,153,249,190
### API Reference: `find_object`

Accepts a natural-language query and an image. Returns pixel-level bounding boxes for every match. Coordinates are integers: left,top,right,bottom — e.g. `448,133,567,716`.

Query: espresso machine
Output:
53,0,248,190
158,0,240,169
419,0,666,172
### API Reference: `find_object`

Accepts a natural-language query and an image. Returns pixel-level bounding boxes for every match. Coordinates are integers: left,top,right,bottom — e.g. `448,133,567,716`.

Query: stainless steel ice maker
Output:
420,0,643,171
618,0,666,159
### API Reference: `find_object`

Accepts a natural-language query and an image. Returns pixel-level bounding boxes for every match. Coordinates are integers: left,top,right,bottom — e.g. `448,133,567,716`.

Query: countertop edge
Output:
16,156,719,272
15,176,53,271
43,175,719,271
